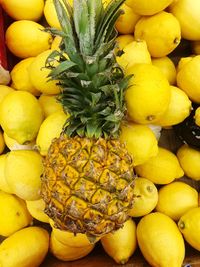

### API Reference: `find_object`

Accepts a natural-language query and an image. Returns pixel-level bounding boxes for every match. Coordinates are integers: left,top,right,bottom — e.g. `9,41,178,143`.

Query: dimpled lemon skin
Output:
178,207,200,251
5,150,43,201
137,212,185,267
38,94,62,118
0,85,14,105
125,63,171,124
0,154,13,194
156,181,198,221
0,226,49,267
5,20,52,59
0,91,44,144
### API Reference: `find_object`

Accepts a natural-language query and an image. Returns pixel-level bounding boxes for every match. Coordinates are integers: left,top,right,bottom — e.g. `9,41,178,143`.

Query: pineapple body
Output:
42,134,135,237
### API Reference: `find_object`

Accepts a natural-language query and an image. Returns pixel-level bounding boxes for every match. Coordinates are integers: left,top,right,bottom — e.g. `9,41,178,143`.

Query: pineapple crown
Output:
46,0,130,139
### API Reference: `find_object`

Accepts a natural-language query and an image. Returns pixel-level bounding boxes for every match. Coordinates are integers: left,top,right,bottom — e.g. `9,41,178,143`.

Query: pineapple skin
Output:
41,134,135,237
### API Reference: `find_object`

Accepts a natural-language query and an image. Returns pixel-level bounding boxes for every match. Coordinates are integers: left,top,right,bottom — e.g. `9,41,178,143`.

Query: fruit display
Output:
0,0,200,266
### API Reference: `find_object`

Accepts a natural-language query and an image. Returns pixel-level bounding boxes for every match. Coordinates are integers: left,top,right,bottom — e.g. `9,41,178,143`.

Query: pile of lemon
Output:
0,0,200,266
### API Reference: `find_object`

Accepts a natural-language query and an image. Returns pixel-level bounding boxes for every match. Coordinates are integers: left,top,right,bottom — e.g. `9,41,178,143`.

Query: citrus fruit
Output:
125,63,171,124
177,144,200,181
5,150,43,201
0,226,49,267
26,199,49,223
101,219,137,264
1,0,44,21
137,212,185,267
0,191,32,237
128,177,158,217
10,57,41,96
194,107,200,126
115,34,135,52
156,181,198,221
51,35,62,50
178,207,200,251
176,55,200,103
134,11,181,57
151,56,176,85
5,20,52,59
28,49,61,95
120,122,158,166
3,132,36,151
0,85,14,105
125,0,173,15
38,94,63,118
0,91,44,144
0,131,5,155
135,147,184,184
0,153,13,194
155,85,192,127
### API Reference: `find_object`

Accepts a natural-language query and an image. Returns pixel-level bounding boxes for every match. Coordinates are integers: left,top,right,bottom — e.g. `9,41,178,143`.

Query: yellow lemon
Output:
0,153,13,194
51,35,62,50
3,132,36,151
101,219,137,264
176,55,200,103
0,85,14,105
115,4,141,34
1,0,44,21
176,56,193,72
5,20,52,59
5,150,43,201
115,34,135,53
36,110,69,156
26,199,49,223
10,57,41,96
116,40,151,71
125,0,173,15
169,0,200,40
0,130,5,155
38,94,63,118
134,11,181,57
137,212,185,267
135,147,184,184
191,40,200,55
50,231,95,261
152,56,176,85
120,122,158,166
177,144,200,181
28,49,61,95
0,191,32,237
0,91,44,144
128,177,158,217
194,107,200,126
0,226,49,267
155,85,192,127
156,181,198,221
125,63,171,124
178,207,200,251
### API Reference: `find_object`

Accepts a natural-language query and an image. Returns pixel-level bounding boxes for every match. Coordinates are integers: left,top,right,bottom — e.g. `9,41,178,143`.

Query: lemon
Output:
116,40,151,71
0,191,32,237
38,94,63,118
176,56,193,72
36,110,69,156
194,107,200,126
125,0,173,15
137,212,185,267
128,177,158,217
156,181,198,221
50,231,95,261
177,144,200,181
28,49,61,95
134,11,181,57
120,122,158,166
3,132,36,151
191,40,200,55
0,154,13,194
101,219,137,264
115,34,135,53
169,0,200,40
0,85,14,105
5,150,43,201
178,207,200,251
115,4,141,34
135,147,184,184
26,199,49,223
51,35,62,50
10,57,41,96
1,0,44,21
0,91,44,144
0,226,49,267
152,56,176,85
125,63,171,124
176,55,200,103
155,85,192,127
0,130,5,155
5,20,52,59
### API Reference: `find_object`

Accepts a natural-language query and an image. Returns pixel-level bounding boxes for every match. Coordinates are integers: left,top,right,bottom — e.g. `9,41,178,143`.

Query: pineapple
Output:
41,0,135,240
